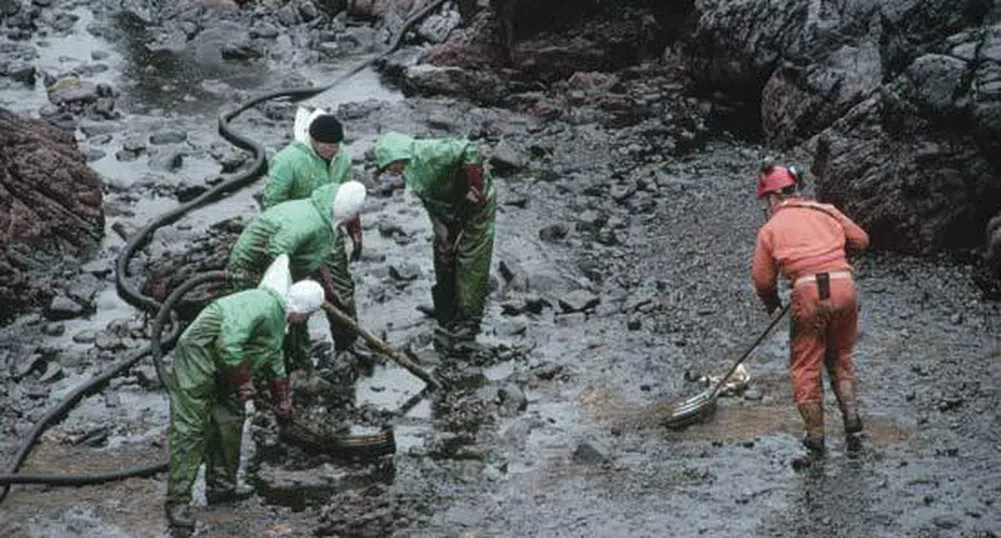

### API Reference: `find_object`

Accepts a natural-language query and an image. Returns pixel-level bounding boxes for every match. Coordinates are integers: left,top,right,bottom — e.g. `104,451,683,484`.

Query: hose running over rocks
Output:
0,0,448,499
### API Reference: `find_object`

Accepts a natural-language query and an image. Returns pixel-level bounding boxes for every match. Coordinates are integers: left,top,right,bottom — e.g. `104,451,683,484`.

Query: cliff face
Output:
0,108,104,322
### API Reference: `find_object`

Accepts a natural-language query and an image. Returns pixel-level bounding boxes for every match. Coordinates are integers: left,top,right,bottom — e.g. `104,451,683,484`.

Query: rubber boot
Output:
832,378,864,456
206,484,255,505
791,402,825,471
165,502,195,534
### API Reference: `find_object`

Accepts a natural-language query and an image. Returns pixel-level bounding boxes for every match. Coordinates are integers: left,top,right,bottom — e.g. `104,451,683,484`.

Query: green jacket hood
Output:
375,132,414,169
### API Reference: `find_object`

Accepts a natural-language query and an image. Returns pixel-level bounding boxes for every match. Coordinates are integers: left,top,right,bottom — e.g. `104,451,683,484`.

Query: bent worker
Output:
751,160,869,469
227,180,367,371
373,132,496,346
165,254,325,532
261,108,363,263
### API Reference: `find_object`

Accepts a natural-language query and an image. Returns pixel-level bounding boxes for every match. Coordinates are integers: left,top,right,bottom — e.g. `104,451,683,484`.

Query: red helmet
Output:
756,165,797,199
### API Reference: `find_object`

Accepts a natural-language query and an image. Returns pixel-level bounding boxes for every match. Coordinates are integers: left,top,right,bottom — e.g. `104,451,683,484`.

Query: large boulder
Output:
0,108,104,323
685,0,1001,255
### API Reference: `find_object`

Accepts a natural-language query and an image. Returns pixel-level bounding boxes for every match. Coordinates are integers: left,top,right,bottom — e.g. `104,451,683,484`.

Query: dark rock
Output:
572,441,609,465
532,362,563,381
47,77,98,106
627,316,642,331
932,515,961,529
38,362,63,384
45,295,85,321
221,42,263,61
72,330,97,344
0,42,37,85
42,323,65,337
490,139,528,173
539,223,568,242
0,108,103,319
416,10,460,44
498,259,529,292
14,355,47,381
175,181,208,203
276,4,301,26
298,0,320,21
523,295,550,314
558,289,599,313
389,263,421,281
149,149,185,172
149,130,187,145
496,383,527,416
575,210,606,234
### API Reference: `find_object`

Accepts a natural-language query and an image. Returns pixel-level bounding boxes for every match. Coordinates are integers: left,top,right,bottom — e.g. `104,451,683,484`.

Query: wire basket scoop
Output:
661,305,790,431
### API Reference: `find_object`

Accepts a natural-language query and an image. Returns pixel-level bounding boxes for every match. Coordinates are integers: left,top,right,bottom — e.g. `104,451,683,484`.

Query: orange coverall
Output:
751,199,869,405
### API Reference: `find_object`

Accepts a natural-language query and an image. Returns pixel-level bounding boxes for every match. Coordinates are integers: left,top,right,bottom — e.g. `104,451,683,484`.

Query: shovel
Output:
662,304,790,430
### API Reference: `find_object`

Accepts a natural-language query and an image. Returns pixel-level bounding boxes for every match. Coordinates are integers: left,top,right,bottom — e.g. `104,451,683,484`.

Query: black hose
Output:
1,0,448,495
115,0,449,312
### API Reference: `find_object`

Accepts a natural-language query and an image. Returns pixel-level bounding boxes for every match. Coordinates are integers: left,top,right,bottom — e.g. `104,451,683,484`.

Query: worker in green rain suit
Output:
261,109,364,263
373,132,496,344
165,255,325,533
226,180,367,372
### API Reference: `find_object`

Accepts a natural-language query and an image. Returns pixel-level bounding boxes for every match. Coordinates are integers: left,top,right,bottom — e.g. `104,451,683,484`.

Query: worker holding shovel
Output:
227,180,367,372
373,132,496,352
165,255,324,533
751,160,869,469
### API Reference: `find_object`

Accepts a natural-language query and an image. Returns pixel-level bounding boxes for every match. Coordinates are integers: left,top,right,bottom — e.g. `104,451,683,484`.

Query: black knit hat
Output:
309,114,344,143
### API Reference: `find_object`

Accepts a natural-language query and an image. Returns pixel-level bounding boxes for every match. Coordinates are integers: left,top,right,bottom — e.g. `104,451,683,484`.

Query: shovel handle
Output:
709,304,790,398
321,302,443,391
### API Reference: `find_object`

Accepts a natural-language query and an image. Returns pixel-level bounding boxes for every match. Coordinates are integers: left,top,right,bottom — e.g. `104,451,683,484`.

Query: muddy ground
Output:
1,2,1000,537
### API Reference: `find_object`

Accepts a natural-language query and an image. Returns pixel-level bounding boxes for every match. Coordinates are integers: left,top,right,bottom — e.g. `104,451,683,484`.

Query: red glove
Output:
464,165,486,205
345,215,363,262
267,377,292,423
218,362,255,402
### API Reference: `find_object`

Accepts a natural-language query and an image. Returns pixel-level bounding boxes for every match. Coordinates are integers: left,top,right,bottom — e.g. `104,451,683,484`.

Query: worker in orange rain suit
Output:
750,161,870,470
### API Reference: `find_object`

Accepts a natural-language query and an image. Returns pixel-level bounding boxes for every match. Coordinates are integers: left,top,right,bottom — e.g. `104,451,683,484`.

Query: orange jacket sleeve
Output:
751,227,779,299
837,211,869,251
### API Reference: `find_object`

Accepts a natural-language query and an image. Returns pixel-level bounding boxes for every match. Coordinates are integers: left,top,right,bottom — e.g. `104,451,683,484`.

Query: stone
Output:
498,259,530,292
932,515,961,529
389,263,421,281
47,77,98,106
72,330,97,344
575,210,606,234
149,130,187,145
538,223,568,242
45,295,85,321
42,323,65,337
572,441,609,465
148,150,185,172
490,139,528,173
558,290,600,313
496,383,527,416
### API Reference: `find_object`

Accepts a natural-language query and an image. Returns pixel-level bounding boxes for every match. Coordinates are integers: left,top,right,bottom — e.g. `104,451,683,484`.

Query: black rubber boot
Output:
205,484,254,505
791,402,825,471
165,502,195,535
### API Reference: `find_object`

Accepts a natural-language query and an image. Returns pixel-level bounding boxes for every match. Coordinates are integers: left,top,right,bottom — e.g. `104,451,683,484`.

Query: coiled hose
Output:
0,0,447,499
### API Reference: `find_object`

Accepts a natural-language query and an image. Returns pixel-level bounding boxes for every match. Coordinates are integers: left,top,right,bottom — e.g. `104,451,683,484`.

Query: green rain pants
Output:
166,339,246,506
319,242,359,351
429,192,496,330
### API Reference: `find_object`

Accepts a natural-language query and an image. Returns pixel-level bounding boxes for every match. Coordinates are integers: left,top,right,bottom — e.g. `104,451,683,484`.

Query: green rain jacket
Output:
175,287,288,385
261,140,352,210
228,182,346,281
374,132,494,221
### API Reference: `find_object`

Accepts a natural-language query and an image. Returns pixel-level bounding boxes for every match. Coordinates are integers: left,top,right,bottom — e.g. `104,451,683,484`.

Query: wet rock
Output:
416,10,460,44
558,289,599,313
72,330,97,344
538,223,568,242
148,149,185,172
626,315,642,331
45,295,85,321
83,148,106,162
575,209,606,234
532,362,563,381
572,441,609,465
80,258,111,278
496,383,527,416
94,330,122,351
149,130,187,145
14,355,46,381
38,362,63,384
47,76,98,106
0,42,37,85
0,108,103,322
389,263,421,281
222,41,263,61
134,364,162,389
932,515,961,529
498,259,529,292
66,273,101,306
489,139,528,173
42,322,65,337
298,0,320,22
276,4,301,26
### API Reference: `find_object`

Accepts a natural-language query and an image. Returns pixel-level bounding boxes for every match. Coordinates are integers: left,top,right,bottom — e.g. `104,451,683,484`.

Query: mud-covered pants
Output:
789,274,859,405
428,191,496,330
166,339,245,506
